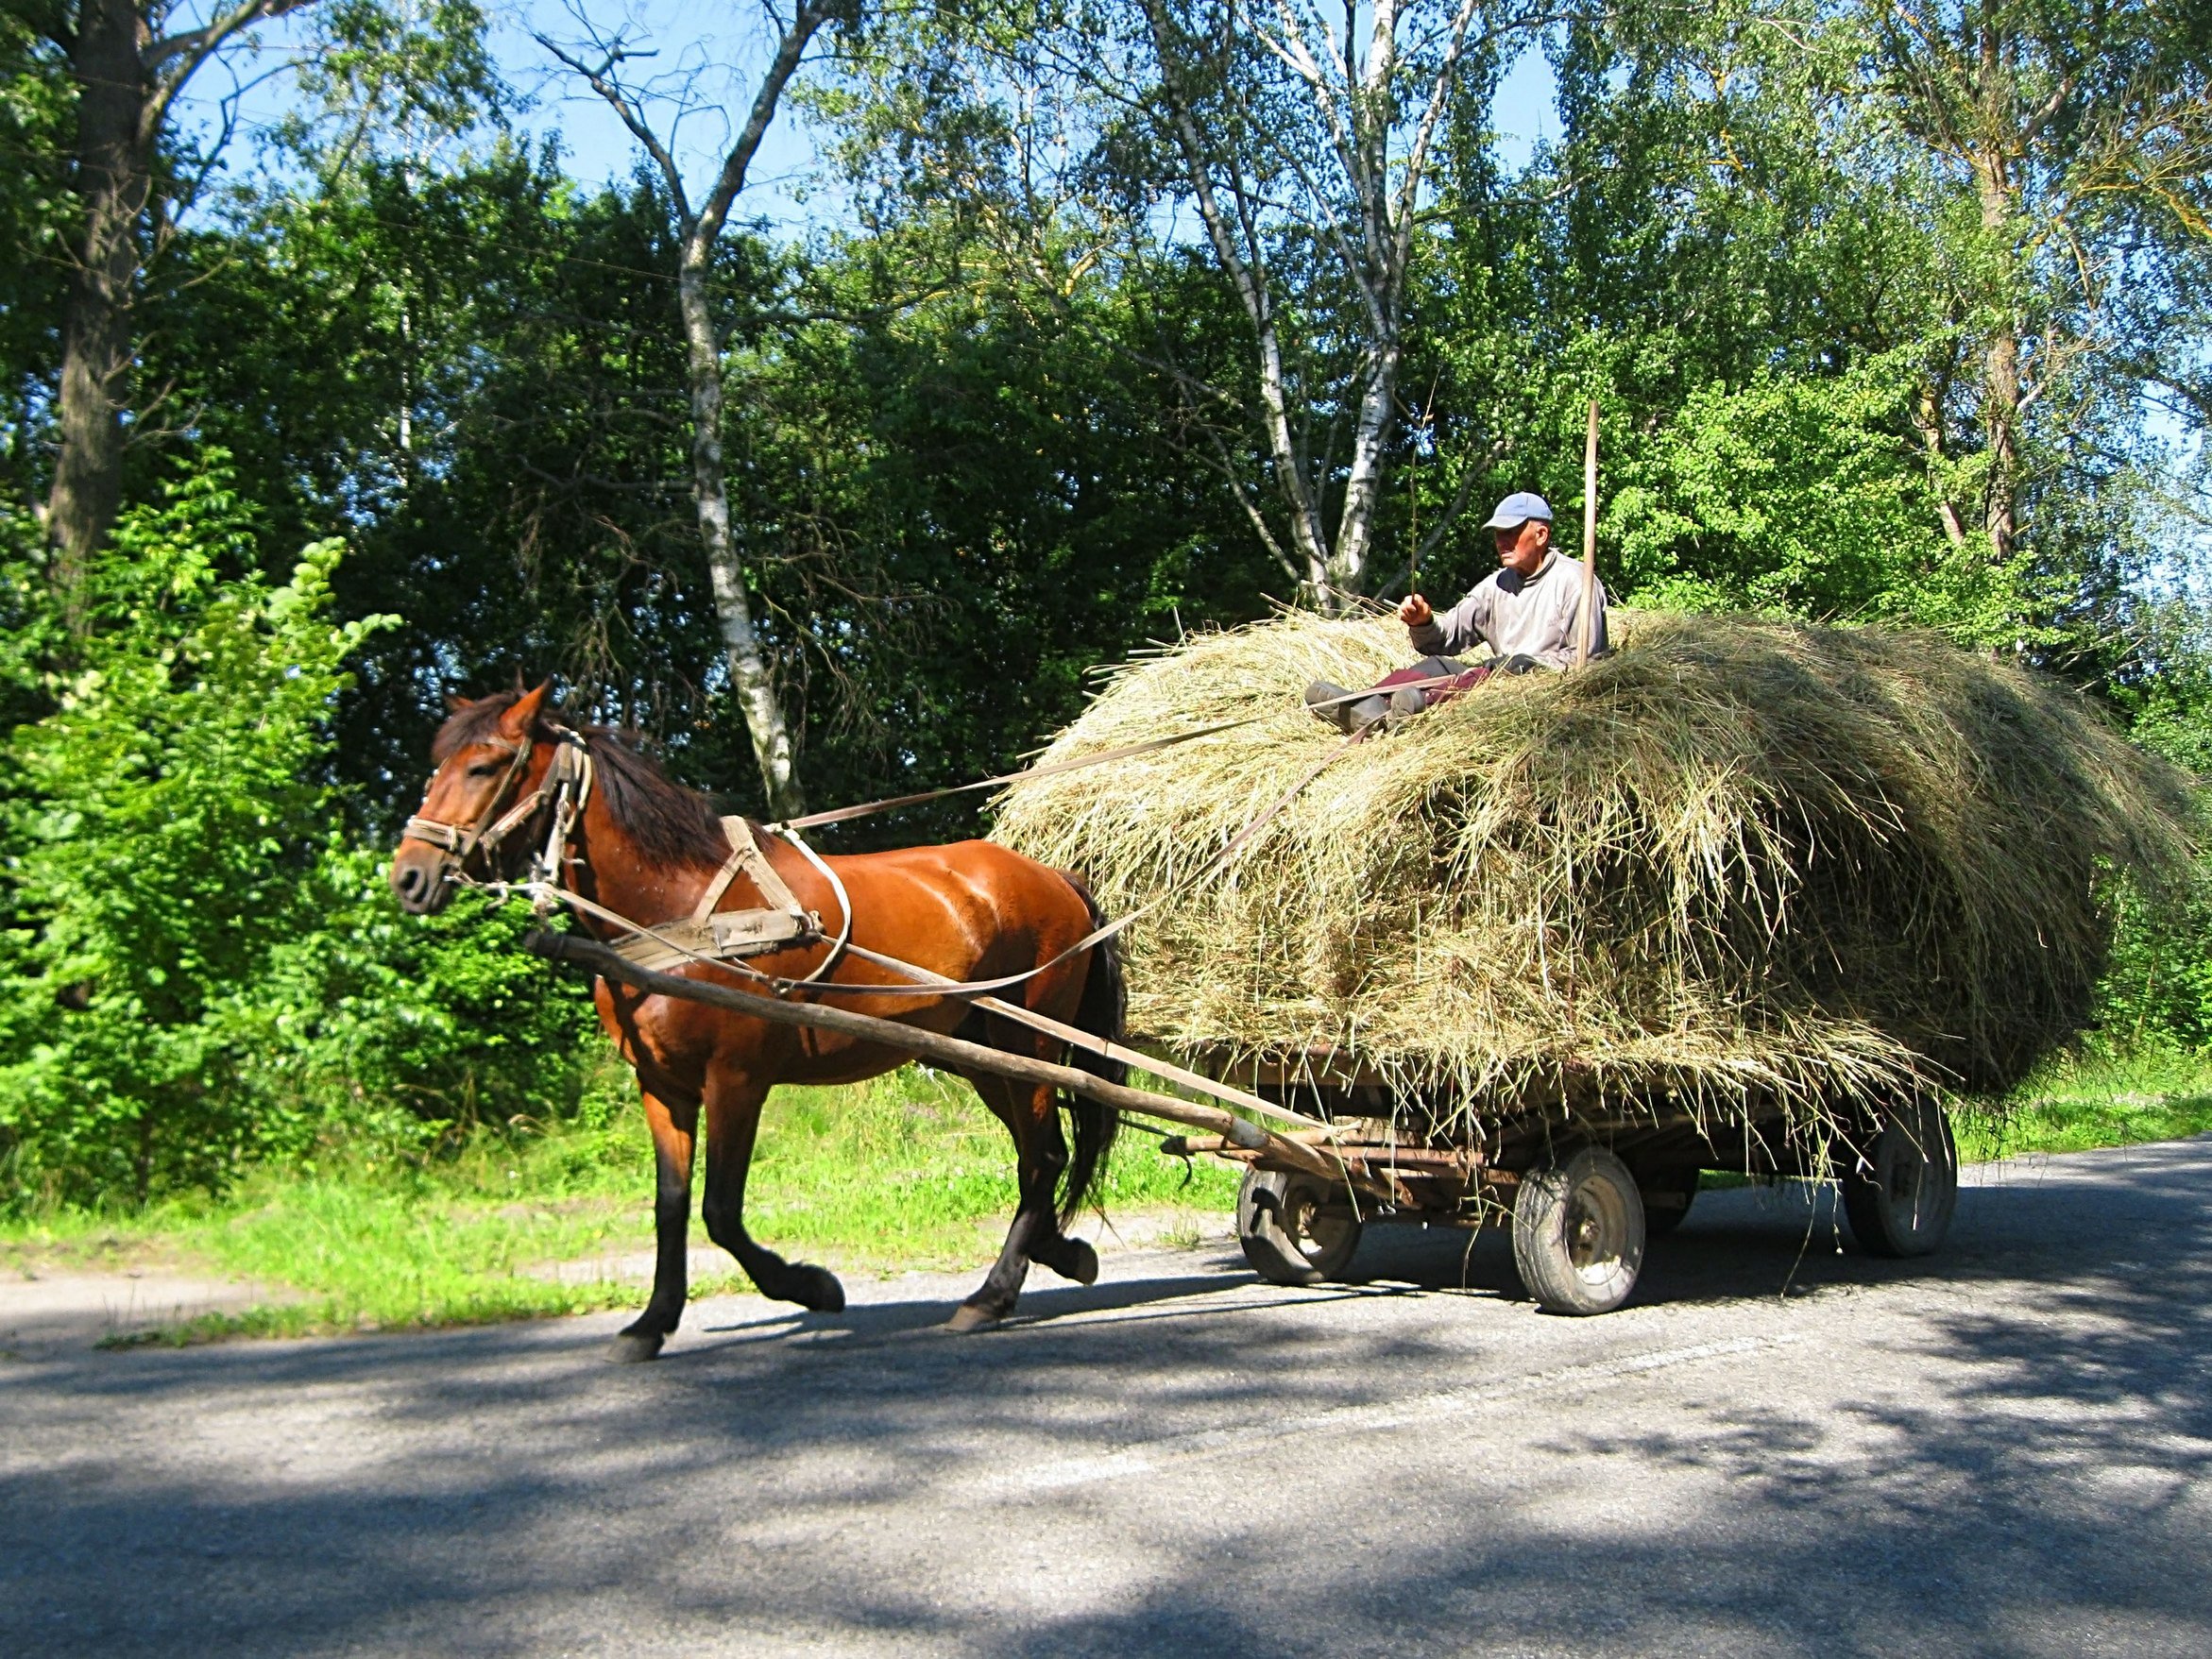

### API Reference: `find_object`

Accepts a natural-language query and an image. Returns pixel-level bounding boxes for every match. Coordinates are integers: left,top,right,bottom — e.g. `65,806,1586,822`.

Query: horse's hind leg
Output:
612,1087,697,1363
949,1074,1096,1332
699,1062,845,1315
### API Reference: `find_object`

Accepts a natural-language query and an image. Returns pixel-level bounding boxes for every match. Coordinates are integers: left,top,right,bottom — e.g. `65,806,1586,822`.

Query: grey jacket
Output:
1406,552,1607,669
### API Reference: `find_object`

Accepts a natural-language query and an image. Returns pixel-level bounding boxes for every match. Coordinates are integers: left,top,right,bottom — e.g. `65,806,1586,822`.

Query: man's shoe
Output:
1291,681,1362,734
1389,686,1428,719
1305,680,1354,732
1304,680,1389,734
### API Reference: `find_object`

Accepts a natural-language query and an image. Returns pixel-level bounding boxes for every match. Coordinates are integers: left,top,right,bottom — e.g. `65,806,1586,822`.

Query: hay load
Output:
993,610,2196,1134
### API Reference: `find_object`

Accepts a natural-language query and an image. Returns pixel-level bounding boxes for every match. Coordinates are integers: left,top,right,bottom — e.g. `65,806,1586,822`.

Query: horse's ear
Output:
499,681,554,741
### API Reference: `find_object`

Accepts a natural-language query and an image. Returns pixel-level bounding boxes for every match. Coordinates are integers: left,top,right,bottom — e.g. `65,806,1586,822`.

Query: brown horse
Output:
389,683,1124,1360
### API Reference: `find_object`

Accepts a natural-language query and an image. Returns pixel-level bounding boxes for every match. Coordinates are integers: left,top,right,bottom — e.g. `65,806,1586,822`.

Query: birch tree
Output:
1113,0,1536,606
1870,0,2212,567
539,2,843,818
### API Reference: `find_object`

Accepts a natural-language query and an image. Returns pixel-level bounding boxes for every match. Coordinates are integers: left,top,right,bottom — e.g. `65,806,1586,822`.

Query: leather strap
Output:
695,817,806,923
610,817,820,973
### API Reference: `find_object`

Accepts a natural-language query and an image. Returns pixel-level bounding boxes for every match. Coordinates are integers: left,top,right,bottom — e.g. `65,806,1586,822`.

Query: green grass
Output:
11,1049,2210,1346
2,1064,1241,1343
1955,1049,2212,1162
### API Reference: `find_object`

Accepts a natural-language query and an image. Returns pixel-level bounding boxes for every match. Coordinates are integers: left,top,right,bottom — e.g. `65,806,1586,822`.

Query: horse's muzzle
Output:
389,846,456,915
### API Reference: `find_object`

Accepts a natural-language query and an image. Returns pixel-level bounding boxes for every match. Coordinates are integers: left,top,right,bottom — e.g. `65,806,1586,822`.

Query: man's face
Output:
1495,518,1550,577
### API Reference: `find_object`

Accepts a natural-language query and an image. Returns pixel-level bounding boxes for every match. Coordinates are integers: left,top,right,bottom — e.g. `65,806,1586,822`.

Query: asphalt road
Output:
5,1138,2210,1657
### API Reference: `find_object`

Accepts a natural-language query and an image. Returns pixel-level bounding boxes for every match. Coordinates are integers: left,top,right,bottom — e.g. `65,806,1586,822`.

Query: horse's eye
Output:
468,761,505,778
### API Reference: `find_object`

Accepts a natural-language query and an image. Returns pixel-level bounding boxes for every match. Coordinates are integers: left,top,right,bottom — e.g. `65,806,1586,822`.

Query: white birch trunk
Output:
542,4,828,817
1141,0,1490,612
679,258,803,819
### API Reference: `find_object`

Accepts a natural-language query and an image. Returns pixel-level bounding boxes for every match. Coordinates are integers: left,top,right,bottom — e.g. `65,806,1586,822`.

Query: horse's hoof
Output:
944,1302,1002,1333
793,1265,846,1314
1051,1239,1099,1286
607,1330,665,1363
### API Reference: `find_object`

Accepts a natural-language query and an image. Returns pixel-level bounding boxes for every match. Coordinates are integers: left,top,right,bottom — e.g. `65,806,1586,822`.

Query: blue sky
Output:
175,2,1563,231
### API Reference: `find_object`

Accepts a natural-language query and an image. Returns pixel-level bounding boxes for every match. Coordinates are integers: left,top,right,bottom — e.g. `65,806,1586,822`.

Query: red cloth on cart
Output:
1370,660,1490,707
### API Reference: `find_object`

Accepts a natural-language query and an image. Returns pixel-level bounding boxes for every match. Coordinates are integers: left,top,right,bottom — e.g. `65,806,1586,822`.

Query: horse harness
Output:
402,725,849,984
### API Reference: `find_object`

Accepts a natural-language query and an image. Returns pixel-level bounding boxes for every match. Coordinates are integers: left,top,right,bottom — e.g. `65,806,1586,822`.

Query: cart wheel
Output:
1842,1093,1958,1258
1512,1147,1645,1314
1637,1165,1700,1237
1236,1169,1363,1286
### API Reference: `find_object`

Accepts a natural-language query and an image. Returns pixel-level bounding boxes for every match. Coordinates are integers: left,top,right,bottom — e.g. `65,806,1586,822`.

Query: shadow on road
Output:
4,1139,2208,1656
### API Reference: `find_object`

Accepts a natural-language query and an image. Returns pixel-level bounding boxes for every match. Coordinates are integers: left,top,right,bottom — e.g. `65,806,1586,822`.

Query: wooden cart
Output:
1166,1044,1961,1314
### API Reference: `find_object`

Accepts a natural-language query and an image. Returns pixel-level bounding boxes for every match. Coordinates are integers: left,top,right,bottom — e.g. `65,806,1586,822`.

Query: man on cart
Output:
1306,491,1608,734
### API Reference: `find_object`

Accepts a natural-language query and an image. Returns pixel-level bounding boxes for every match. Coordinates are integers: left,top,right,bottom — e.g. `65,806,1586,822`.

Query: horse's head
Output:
390,682,560,915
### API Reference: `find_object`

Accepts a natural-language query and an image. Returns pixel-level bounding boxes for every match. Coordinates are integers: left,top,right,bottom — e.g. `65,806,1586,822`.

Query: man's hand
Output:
1399,593,1433,629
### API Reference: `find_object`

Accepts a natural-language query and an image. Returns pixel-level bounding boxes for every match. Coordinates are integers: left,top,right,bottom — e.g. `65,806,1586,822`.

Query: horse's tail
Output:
1056,872,1125,1227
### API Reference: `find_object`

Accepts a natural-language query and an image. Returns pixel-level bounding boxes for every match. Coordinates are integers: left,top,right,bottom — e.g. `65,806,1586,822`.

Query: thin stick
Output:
1575,398,1600,669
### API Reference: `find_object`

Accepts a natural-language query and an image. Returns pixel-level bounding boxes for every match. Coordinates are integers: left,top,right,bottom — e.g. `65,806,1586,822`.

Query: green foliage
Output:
2093,614,2212,1058
0,458,610,1207
1603,349,2057,644
0,464,376,1197
1956,1049,2212,1164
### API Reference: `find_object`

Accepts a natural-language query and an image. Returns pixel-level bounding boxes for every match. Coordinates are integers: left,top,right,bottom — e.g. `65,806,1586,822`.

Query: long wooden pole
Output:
1575,398,1600,669
523,930,1394,1200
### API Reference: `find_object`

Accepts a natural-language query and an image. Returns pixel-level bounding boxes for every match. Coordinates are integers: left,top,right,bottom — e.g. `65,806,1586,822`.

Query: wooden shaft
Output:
838,939,1333,1136
525,930,1387,1197
1576,398,1600,669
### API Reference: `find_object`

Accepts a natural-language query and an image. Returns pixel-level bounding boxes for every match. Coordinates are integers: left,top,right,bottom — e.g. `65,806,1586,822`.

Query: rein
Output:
407,703,1391,1143
459,723,1370,1008
768,671,1469,833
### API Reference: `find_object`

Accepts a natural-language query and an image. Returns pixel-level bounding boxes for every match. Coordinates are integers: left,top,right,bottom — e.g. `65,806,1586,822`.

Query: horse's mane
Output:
433,691,729,870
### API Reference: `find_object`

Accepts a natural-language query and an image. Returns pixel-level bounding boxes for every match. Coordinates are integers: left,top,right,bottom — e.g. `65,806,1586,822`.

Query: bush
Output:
0,460,611,1209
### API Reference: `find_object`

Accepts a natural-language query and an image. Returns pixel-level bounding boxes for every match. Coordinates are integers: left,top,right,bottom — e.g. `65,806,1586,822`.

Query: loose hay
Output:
992,609,2197,1142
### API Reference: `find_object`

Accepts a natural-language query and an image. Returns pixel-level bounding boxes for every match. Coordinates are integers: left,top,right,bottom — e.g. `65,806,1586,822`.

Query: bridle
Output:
402,726,596,902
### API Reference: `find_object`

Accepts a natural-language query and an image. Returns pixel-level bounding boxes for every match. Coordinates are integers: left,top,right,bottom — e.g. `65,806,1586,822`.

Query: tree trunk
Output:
47,0,154,628
1327,337,1400,601
677,256,804,820
1975,148,2022,567
540,3,824,817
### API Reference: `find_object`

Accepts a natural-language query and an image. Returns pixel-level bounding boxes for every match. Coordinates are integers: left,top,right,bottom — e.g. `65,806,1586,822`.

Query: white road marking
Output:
983,1329,1810,1495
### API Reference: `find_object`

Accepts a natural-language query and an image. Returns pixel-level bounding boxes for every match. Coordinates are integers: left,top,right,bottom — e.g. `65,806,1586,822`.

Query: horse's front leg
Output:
699,1061,846,1314
611,1087,697,1363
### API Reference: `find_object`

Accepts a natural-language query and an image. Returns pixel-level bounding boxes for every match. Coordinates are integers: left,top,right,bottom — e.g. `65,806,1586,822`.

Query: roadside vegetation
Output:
6,1048,2207,1344
1955,1053,2212,1163
0,1061,1243,1341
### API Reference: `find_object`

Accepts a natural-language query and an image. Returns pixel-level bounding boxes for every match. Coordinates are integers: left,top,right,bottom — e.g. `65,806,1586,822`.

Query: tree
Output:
26,0,327,626
836,0,1536,608
1869,0,2212,568
0,459,390,1197
1119,0,1523,605
17,0,498,635
537,3,849,819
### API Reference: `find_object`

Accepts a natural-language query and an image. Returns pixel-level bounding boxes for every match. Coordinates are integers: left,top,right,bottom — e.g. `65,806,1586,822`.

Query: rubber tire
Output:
1842,1093,1958,1259
1512,1147,1646,1315
1637,1165,1700,1237
1236,1168,1363,1287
